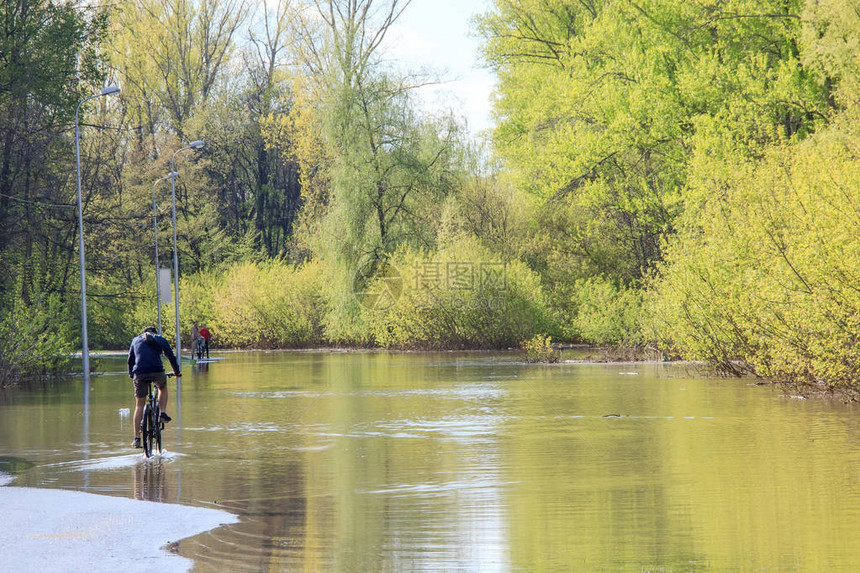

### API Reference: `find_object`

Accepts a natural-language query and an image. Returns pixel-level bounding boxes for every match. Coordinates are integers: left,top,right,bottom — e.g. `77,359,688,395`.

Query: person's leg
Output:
205,338,209,358
157,383,168,413
133,396,146,439
132,376,148,444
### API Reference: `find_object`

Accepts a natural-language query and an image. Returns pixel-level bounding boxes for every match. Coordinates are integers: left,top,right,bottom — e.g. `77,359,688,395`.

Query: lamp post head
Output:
189,140,205,149
100,85,121,96
156,172,180,185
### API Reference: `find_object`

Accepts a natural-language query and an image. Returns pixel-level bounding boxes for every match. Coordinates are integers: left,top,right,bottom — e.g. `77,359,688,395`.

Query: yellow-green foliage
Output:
123,285,158,341
180,270,221,330
366,237,551,349
125,274,209,348
0,281,74,385
569,277,643,346
477,0,828,289
212,260,325,348
649,115,860,385
316,257,375,346
521,334,560,363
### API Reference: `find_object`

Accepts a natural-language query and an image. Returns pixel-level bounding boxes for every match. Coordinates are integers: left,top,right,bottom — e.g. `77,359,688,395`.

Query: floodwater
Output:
2,351,860,572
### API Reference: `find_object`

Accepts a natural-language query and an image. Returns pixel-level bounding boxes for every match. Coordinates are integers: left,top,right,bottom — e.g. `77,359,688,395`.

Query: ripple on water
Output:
38,451,183,473
231,383,507,401
185,422,284,434
177,515,314,573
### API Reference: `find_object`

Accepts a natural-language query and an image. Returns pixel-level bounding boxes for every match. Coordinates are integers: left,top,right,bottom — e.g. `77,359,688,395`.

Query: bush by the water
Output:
0,284,74,386
521,334,561,363
211,260,326,347
366,237,552,348
648,118,860,386
568,276,643,347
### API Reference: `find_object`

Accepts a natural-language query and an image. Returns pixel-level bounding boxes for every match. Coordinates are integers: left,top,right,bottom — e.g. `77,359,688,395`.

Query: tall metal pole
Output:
152,174,175,335
153,178,162,334
168,141,204,364
75,101,90,381
169,168,181,362
74,85,120,381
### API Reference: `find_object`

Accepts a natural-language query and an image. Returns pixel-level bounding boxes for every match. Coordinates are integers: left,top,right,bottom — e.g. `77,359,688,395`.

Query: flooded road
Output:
2,351,860,571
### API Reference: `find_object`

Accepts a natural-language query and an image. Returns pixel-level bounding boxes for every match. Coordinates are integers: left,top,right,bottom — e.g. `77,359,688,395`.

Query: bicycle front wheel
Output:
141,404,157,458
153,408,162,455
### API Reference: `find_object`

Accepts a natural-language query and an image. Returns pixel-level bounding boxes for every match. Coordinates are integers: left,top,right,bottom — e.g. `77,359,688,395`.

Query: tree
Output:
0,0,112,363
199,0,303,257
0,0,108,275
647,0,860,386
477,0,831,284
261,0,465,341
110,0,250,146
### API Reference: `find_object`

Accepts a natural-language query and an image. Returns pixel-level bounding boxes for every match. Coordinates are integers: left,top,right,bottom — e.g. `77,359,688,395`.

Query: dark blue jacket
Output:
128,332,181,377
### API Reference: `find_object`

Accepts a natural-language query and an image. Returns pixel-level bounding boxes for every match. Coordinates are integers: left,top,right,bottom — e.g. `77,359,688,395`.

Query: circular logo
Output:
352,259,403,311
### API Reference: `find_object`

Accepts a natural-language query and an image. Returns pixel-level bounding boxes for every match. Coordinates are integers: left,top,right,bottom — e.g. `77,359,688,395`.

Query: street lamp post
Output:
169,140,205,363
153,172,179,334
75,85,120,381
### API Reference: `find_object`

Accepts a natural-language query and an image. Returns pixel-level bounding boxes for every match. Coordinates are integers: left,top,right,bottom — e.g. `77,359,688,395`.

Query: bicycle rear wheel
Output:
141,403,154,458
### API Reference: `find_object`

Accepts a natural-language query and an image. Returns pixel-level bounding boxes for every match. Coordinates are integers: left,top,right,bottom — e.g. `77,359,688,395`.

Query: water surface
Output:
1,351,859,572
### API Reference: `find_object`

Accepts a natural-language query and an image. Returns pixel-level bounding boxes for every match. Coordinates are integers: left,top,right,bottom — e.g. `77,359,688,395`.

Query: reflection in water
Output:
82,383,90,490
2,352,860,571
178,460,307,571
134,459,167,502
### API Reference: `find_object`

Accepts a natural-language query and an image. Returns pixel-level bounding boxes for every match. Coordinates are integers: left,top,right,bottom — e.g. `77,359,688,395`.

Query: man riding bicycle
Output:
127,326,181,449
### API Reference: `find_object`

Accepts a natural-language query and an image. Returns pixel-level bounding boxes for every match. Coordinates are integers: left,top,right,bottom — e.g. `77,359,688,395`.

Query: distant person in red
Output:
127,326,181,448
199,324,211,359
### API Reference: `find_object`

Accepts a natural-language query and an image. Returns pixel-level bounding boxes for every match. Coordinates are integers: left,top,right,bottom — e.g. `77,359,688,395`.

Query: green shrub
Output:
648,118,860,385
569,276,644,346
317,258,374,346
366,237,552,349
521,334,561,363
0,282,74,386
179,269,222,344
213,259,325,347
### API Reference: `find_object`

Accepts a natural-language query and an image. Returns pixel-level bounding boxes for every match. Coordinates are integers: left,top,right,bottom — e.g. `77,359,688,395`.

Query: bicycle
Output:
140,373,174,458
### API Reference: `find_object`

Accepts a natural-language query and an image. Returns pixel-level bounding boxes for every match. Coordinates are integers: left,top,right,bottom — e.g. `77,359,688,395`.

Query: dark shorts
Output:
133,371,168,398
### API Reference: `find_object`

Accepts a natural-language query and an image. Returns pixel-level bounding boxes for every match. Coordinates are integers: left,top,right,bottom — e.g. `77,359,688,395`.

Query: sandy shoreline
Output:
0,473,237,572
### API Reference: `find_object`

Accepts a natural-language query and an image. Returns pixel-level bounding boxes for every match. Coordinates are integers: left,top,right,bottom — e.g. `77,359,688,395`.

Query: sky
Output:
382,0,497,136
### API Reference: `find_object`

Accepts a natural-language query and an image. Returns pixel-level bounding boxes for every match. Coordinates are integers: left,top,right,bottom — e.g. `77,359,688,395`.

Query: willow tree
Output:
264,0,462,341
478,0,829,275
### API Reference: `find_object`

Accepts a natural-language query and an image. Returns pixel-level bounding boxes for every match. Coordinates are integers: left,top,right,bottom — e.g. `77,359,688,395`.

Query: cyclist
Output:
127,326,181,449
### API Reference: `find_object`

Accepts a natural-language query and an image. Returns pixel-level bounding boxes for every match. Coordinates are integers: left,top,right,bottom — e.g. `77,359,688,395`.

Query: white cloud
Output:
382,0,496,136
